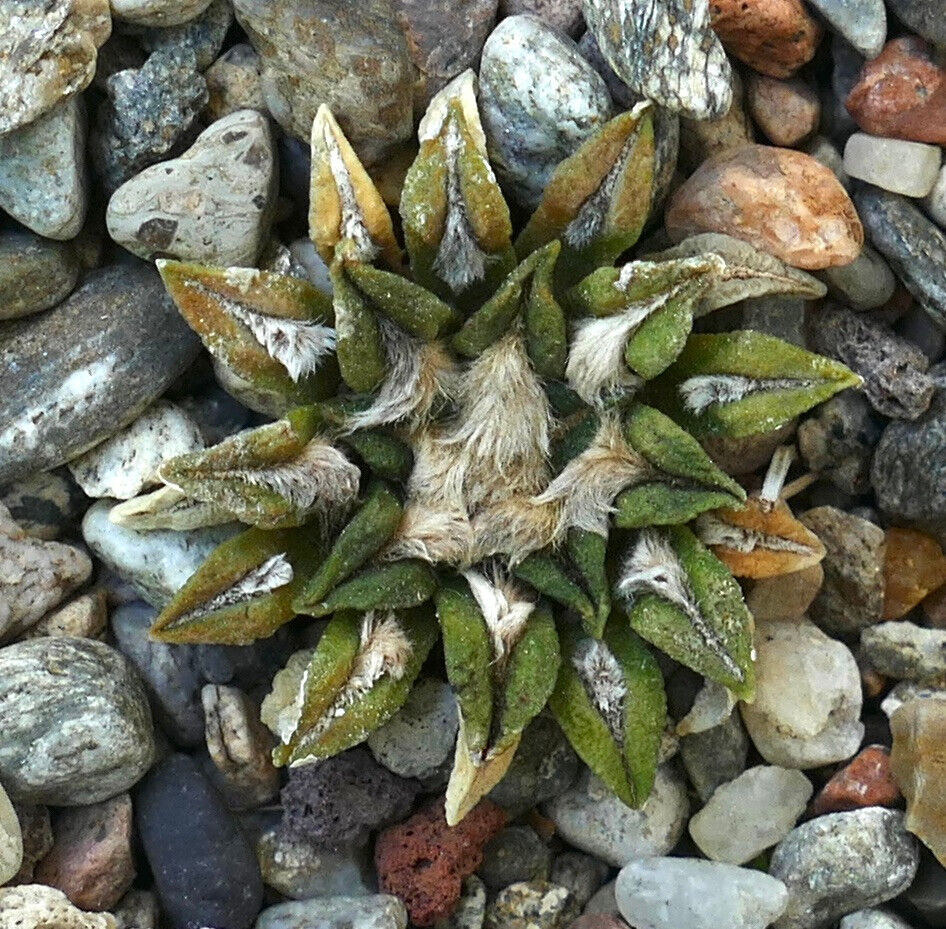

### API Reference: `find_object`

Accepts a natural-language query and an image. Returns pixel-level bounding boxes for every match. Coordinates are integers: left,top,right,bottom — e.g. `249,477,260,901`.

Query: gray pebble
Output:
856,186,946,332
0,262,200,485
479,15,613,209
884,0,946,45
798,392,884,496
479,826,551,892
436,876,487,929
257,828,372,899
0,636,155,805
769,809,919,929
807,305,934,421
549,853,610,911
91,48,208,195
680,710,750,803
543,766,688,867
799,506,885,635
805,0,886,58
840,910,916,929
861,621,946,683
0,230,79,321
489,715,579,817
817,245,896,312
897,302,946,364
0,97,87,240
138,0,233,69
368,677,458,781
256,895,408,929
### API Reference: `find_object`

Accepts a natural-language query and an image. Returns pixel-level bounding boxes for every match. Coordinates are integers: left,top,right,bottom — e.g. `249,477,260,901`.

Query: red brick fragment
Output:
810,745,902,816
375,796,506,926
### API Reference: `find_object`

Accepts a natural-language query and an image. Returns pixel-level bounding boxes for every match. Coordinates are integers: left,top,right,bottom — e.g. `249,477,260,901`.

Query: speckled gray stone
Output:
584,0,731,119
485,882,578,929
0,469,86,542
0,637,155,805
0,503,92,641
0,97,88,240
368,677,459,781
861,622,946,683
0,262,200,485
0,0,111,135
479,15,613,209
856,187,946,331
769,809,919,929
840,910,916,929
67,401,204,501
83,501,238,608
233,0,414,165
543,766,688,867
478,827,551,892
257,828,372,899
0,231,79,320
436,876,487,929
806,0,885,58
91,48,208,195
139,0,233,69
680,710,750,802
256,895,408,929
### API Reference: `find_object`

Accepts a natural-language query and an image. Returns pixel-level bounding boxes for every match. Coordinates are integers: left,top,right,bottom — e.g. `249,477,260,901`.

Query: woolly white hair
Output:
617,530,744,682
320,116,380,262
694,512,816,556
679,374,816,415
433,117,488,294
345,318,460,433
462,568,535,666
175,553,294,626
572,637,627,743
228,438,360,516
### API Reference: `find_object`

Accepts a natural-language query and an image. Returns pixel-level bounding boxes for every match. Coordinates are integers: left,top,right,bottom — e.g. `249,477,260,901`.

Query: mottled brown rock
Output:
891,697,946,867
233,0,415,166
665,144,864,269
747,73,820,148
884,528,946,621
744,563,824,621
393,0,499,108
34,794,135,911
376,797,507,926
811,746,902,816
709,0,823,78
8,804,53,885
847,38,946,146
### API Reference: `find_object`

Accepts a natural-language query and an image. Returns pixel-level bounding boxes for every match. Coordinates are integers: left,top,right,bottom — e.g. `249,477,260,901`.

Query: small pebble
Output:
747,74,820,148
139,0,232,69
665,145,863,270
479,15,613,209
485,882,578,929
478,827,551,892
807,136,849,189
810,745,901,816
112,890,159,929
499,0,582,36
0,231,79,321
0,783,22,886
0,470,86,543
83,501,238,608
883,527,946,620
205,43,266,120
24,587,108,641
34,794,135,911
0,884,117,929
615,857,789,929
368,678,459,782
679,710,750,802
256,895,408,929
840,911,915,929
0,98,88,241
769,809,919,929
862,622,946,683
708,0,822,78
678,70,753,174
846,38,946,145
740,618,864,769
688,766,812,865
435,876,486,929
745,564,825,622
543,766,688,867
549,854,609,912
10,804,53,885
817,245,896,311
107,108,277,266
805,0,885,59
843,134,941,199
110,0,213,27
924,166,946,230
257,827,372,899
135,753,263,929
797,506,886,634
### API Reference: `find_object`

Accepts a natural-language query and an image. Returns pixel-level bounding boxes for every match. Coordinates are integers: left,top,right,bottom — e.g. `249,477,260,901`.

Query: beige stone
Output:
23,589,107,641
0,885,116,928
0,783,22,886
110,0,212,26
747,73,820,148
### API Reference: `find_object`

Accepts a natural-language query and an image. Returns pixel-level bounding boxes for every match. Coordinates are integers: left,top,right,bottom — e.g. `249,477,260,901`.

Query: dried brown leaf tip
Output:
148,79,862,828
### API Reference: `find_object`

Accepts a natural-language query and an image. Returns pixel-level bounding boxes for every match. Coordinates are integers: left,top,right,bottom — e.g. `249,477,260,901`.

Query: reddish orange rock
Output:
709,0,822,78
375,796,507,926
810,745,902,816
747,73,821,148
847,38,946,146
883,527,946,621
665,145,864,270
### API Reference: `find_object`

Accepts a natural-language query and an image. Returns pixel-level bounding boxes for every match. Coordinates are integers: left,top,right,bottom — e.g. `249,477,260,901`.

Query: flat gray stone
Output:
0,231,79,320
0,261,200,485
0,637,155,805
256,895,408,929
805,0,886,58
479,15,613,209
0,97,87,240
